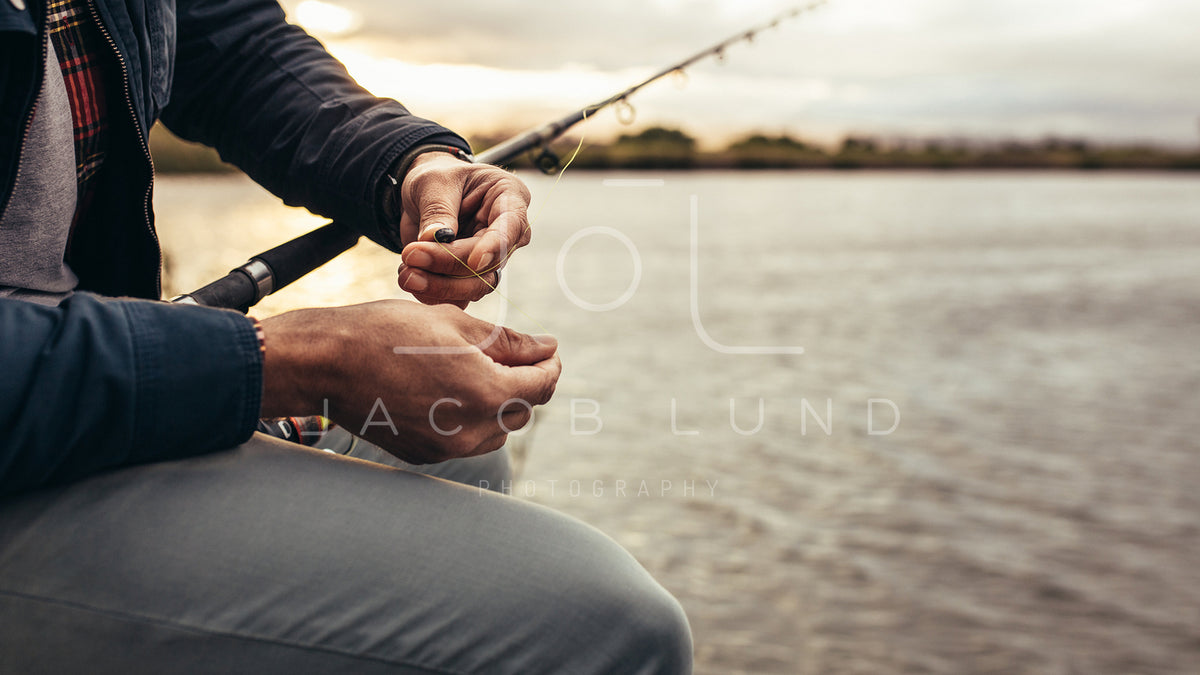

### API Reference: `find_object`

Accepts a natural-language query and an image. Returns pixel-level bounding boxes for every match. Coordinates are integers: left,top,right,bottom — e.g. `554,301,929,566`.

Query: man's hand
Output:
259,301,560,464
394,153,533,308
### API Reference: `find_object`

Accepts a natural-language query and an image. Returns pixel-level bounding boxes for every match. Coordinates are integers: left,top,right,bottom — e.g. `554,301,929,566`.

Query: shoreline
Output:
149,124,1200,175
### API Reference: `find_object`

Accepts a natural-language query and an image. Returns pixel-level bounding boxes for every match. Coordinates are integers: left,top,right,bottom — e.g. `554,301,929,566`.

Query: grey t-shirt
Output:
0,37,80,305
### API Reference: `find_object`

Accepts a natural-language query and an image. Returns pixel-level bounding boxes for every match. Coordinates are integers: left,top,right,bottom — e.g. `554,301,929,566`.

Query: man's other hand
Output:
259,301,560,464
395,154,532,308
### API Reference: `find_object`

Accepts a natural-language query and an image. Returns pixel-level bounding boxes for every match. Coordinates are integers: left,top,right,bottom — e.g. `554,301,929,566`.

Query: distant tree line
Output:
150,123,1200,174
535,127,1200,171
497,128,1200,172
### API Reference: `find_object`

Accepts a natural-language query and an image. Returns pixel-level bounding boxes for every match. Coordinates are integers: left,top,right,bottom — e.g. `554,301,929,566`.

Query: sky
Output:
279,0,1200,149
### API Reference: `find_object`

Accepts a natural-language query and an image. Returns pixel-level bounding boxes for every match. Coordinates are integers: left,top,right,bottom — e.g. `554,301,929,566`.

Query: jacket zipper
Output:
4,34,49,220
86,0,163,298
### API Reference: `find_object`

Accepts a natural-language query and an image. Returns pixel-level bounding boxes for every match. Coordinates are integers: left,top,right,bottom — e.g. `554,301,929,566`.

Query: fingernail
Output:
420,224,452,241
404,249,433,268
533,334,558,347
476,252,494,271
404,273,428,292
434,228,456,243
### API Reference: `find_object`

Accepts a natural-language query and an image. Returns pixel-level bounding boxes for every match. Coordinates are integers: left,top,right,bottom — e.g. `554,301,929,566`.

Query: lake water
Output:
155,170,1200,674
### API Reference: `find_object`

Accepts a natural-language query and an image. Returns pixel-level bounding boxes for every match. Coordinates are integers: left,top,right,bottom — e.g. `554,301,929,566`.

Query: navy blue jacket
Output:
0,0,470,497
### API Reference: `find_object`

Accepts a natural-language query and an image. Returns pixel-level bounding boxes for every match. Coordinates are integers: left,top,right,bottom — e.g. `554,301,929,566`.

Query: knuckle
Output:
423,283,453,301
537,368,561,405
507,410,533,431
420,201,457,223
532,383,554,406
494,325,518,353
489,226,513,250
504,175,532,202
421,280,468,304
416,283,448,301
514,329,538,352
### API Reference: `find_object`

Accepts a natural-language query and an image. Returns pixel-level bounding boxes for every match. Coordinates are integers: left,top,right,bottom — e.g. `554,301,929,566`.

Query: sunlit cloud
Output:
330,47,638,108
283,0,1200,146
327,43,674,138
293,0,361,38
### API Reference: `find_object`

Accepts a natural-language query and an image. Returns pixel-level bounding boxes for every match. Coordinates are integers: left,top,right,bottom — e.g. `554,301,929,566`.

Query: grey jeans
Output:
0,433,692,673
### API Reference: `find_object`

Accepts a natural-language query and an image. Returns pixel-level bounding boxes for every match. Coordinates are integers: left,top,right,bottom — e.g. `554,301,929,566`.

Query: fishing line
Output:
435,110,591,335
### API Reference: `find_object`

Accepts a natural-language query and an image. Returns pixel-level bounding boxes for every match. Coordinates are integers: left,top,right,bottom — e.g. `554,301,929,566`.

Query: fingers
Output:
312,300,558,465
470,185,531,270
400,175,530,272
401,213,527,275
401,238,491,276
481,325,558,367
396,162,532,306
398,264,499,303
403,161,529,244
498,353,562,408
410,364,553,463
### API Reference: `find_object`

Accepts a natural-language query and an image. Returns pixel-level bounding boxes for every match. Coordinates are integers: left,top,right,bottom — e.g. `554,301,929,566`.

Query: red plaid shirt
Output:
46,0,112,228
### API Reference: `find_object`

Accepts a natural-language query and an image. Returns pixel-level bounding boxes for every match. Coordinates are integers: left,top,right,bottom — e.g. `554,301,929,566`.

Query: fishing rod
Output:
173,1,827,313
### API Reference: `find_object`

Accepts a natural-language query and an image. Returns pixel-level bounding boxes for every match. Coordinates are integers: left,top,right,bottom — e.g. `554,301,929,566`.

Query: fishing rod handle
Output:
256,221,361,291
173,221,361,312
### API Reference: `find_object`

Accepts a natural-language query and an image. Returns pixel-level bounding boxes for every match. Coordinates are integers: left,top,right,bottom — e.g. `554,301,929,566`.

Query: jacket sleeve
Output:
0,293,262,498
160,0,470,253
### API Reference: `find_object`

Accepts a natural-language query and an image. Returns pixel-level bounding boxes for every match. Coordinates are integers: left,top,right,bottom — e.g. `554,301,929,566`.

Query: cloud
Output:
284,0,1200,145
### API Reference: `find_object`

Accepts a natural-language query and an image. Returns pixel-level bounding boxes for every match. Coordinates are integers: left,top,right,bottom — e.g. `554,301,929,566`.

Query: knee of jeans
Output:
566,558,693,674
621,584,694,674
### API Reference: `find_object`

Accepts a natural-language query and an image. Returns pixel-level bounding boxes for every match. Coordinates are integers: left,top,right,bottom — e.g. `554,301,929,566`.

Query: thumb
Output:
416,183,462,243
482,326,558,367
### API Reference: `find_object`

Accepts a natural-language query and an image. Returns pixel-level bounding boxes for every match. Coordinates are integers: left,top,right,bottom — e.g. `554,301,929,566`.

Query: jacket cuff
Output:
369,131,472,253
120,300,263,462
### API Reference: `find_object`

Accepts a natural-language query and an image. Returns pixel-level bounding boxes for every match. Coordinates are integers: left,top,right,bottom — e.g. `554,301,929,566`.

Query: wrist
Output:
258,309,344,418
